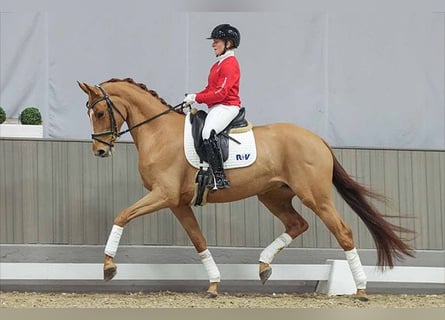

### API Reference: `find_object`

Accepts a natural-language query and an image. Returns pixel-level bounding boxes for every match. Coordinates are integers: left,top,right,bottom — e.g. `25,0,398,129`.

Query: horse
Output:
78,77,414,300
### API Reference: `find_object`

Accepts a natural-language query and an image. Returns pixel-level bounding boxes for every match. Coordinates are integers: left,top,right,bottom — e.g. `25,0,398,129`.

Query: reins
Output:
86,84,187,147
117,101,186,137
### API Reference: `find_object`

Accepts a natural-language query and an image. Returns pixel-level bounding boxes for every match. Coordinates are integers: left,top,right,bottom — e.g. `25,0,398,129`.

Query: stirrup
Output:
215,173,230,189
216,181,230,189
209,172,230,191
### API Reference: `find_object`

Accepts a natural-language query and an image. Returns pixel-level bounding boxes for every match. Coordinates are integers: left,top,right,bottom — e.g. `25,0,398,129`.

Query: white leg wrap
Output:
104,225,123,257
345,248,367,289
199,249,221,283
259,233,293,264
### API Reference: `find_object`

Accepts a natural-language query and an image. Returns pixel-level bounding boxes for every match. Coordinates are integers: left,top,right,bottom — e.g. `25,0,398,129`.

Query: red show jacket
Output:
195,55,241,108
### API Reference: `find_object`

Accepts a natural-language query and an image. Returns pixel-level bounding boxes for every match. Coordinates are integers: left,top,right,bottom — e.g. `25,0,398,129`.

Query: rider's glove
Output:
183,93,196,106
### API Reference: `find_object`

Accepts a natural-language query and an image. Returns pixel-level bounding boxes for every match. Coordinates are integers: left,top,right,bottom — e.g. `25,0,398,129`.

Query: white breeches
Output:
202,104,240,139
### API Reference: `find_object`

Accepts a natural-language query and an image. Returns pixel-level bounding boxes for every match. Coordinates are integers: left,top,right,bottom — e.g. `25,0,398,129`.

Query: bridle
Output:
86,85,186,148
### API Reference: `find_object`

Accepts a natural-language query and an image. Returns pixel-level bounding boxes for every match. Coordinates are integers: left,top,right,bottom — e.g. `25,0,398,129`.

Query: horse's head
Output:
78,81,127,157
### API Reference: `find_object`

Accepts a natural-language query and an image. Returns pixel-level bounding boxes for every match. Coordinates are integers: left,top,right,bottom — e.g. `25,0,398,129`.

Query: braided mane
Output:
102,78,172,108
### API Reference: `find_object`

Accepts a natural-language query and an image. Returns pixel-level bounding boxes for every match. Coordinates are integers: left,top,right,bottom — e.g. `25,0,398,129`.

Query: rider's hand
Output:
183,93,196,106
182,105,191,115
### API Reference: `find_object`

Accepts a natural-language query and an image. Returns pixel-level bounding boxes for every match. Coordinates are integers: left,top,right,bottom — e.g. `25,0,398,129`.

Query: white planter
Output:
0,120,43,138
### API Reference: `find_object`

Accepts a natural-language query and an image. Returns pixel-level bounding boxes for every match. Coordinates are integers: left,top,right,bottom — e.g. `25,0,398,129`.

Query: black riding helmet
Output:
207,24,240,48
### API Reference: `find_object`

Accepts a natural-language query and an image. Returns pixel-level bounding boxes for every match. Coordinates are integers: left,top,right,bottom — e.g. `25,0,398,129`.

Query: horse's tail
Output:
325,142,415,268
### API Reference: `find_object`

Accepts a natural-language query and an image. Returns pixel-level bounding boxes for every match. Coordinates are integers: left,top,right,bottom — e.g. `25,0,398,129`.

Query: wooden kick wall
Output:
0,139,443,250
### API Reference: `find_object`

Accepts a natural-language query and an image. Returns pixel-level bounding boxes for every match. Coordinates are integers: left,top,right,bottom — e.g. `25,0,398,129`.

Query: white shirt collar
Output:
217,50,235,64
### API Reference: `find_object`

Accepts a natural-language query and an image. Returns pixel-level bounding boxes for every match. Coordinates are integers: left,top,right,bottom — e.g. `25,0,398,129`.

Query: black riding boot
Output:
203,134,230,190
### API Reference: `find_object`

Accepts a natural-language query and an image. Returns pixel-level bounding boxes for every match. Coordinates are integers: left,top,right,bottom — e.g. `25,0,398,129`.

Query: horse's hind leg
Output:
171,206,220,299
257,186,309,284
299,188,368,300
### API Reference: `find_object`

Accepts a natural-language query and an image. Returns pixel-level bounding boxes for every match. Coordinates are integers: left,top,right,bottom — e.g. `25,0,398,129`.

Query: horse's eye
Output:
97,111,105,119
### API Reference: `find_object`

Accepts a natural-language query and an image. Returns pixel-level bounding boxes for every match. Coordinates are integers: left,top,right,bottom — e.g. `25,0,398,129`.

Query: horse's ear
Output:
78,81,92,95
77,81,100,97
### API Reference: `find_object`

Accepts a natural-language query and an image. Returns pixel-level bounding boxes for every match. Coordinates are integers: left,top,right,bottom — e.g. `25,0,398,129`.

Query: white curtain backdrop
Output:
0,0,444,149
0,11,48,134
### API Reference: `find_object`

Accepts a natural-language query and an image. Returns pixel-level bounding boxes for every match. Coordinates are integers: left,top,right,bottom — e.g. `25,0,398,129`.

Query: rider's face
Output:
212,39,225,57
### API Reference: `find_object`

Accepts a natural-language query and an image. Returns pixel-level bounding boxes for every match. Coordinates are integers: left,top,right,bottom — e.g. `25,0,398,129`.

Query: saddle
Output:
189,107,248,163
188,107,250,207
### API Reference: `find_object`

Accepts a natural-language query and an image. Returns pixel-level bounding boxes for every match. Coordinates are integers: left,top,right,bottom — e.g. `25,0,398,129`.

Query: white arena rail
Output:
1,260,443,295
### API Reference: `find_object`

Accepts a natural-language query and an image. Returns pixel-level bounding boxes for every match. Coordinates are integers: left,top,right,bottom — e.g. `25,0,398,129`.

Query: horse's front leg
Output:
171,206,220,299
103,188,169,281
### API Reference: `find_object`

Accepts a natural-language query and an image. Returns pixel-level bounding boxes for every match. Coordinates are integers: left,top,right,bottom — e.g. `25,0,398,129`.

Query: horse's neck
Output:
126,95,183,152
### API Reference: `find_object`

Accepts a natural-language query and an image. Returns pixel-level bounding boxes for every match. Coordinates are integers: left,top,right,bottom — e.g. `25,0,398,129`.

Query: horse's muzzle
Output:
95,148,111,158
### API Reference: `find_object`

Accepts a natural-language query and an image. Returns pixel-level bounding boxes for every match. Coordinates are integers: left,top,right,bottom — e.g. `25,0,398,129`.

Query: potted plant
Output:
19,107,43,125
0,106,43,138
0,106,6,125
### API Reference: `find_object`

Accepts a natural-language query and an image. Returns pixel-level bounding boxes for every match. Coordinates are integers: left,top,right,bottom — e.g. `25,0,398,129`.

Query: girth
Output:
189,107,248,163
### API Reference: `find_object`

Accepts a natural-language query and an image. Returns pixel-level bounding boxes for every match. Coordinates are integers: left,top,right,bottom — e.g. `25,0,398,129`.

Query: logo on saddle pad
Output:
236,153,251,161
184,112,257,169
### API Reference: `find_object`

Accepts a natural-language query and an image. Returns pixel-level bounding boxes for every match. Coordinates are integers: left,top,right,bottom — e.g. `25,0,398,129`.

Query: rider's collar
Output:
217,50,235,64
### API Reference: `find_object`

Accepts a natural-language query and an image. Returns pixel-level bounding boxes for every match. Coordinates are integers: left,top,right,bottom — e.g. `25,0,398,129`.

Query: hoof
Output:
259,266,272,285
205,291,218,299
104,267,117,281
353,289,369,302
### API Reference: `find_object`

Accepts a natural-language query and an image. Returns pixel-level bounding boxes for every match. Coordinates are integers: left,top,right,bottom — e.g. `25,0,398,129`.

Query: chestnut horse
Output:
78,78,413,300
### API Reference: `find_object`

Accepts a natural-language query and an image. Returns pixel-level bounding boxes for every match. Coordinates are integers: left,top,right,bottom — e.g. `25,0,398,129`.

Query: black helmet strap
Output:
221,40,230,56
214,39,231,57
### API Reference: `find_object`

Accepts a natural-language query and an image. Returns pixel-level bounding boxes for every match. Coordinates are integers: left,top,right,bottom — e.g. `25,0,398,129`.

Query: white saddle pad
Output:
184,113,257,169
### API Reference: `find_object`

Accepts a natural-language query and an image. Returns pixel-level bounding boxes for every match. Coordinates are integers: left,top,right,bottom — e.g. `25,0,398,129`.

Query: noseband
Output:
86,85,126,148
86,85,186,148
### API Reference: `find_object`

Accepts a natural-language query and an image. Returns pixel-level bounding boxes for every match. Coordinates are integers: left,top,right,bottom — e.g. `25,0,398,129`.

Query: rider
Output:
183,24,242,189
